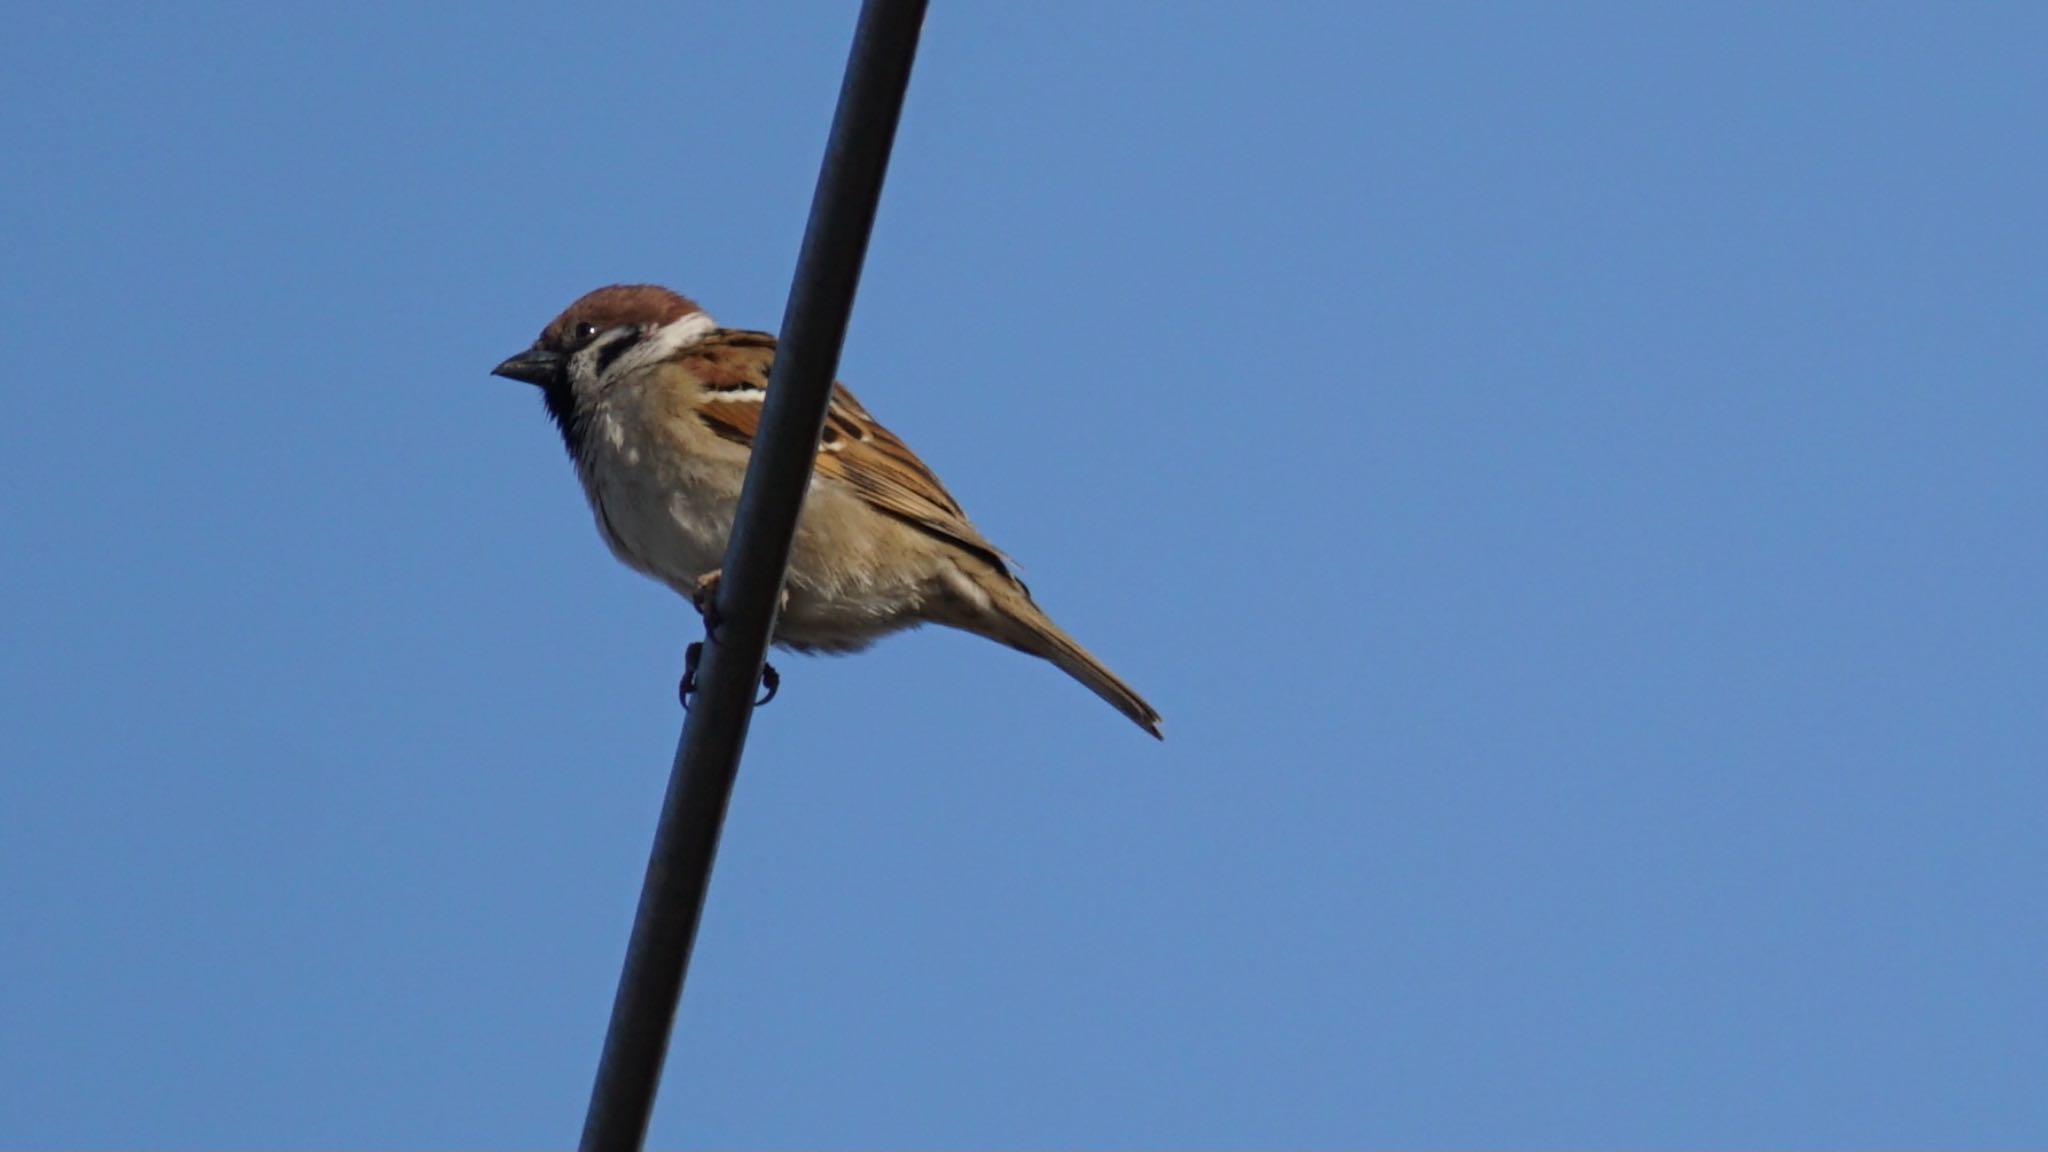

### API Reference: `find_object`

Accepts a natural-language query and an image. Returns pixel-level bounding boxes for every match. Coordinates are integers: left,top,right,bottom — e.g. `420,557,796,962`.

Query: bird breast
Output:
574,398,740,596
569,385,935,651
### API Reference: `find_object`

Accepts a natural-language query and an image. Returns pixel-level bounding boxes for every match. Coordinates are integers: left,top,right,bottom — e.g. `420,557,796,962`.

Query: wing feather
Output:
683,330,1014,576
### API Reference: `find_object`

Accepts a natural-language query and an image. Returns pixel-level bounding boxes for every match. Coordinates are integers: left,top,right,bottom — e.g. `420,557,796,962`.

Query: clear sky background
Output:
3,2,2045,1147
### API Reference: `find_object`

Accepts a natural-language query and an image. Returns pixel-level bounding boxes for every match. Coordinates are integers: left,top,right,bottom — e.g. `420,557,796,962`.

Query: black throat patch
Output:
540,380,586,461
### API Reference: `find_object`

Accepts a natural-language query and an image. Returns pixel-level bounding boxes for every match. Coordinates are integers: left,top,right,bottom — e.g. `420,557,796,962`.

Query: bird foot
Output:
678,569,786,709
678,640,782,710
679,641,705,708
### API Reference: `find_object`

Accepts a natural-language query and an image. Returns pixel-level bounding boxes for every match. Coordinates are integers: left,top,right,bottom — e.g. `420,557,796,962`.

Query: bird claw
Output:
679,641,705,708
678,640,781,710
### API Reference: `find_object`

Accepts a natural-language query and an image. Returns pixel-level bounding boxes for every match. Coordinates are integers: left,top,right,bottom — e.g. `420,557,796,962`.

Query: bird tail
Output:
967,586,1164,740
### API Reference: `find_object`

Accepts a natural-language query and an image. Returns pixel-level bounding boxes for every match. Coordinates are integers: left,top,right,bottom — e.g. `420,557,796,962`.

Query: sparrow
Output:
491,284,1163,738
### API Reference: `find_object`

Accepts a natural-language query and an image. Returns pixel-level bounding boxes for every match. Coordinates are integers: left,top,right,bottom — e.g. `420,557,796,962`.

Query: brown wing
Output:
683,329,1015,577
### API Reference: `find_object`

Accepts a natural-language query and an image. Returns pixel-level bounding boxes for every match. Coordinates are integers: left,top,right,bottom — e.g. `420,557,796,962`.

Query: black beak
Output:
491,346,564,386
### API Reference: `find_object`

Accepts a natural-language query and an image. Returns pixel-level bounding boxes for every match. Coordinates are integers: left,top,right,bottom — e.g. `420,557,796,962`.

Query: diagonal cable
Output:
577,4,929,1149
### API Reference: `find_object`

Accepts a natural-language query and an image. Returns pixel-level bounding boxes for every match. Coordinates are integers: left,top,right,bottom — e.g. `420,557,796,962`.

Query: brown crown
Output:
539,284,703,347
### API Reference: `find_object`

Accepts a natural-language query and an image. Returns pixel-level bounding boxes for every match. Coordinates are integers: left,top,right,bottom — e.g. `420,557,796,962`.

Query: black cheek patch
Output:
592,331,643,377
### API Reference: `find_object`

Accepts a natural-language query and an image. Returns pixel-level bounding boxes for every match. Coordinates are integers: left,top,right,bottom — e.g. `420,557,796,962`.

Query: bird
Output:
491,284,1163,738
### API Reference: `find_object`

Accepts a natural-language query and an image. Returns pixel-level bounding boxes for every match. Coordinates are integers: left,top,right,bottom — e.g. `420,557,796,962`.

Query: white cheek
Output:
568,343,613,396
605,312,720,378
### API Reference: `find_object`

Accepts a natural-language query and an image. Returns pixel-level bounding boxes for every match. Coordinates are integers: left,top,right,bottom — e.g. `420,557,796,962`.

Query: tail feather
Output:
972,594,1163,740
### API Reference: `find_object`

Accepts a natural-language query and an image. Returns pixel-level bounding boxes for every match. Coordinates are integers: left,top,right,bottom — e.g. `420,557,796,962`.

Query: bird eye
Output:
573,321,601,342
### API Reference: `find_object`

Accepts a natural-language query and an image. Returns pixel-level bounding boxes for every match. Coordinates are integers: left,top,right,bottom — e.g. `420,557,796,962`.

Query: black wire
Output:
576,4,929,1149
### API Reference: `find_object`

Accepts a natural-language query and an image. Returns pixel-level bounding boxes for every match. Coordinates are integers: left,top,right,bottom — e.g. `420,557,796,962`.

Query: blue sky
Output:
4,2,2045,1146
